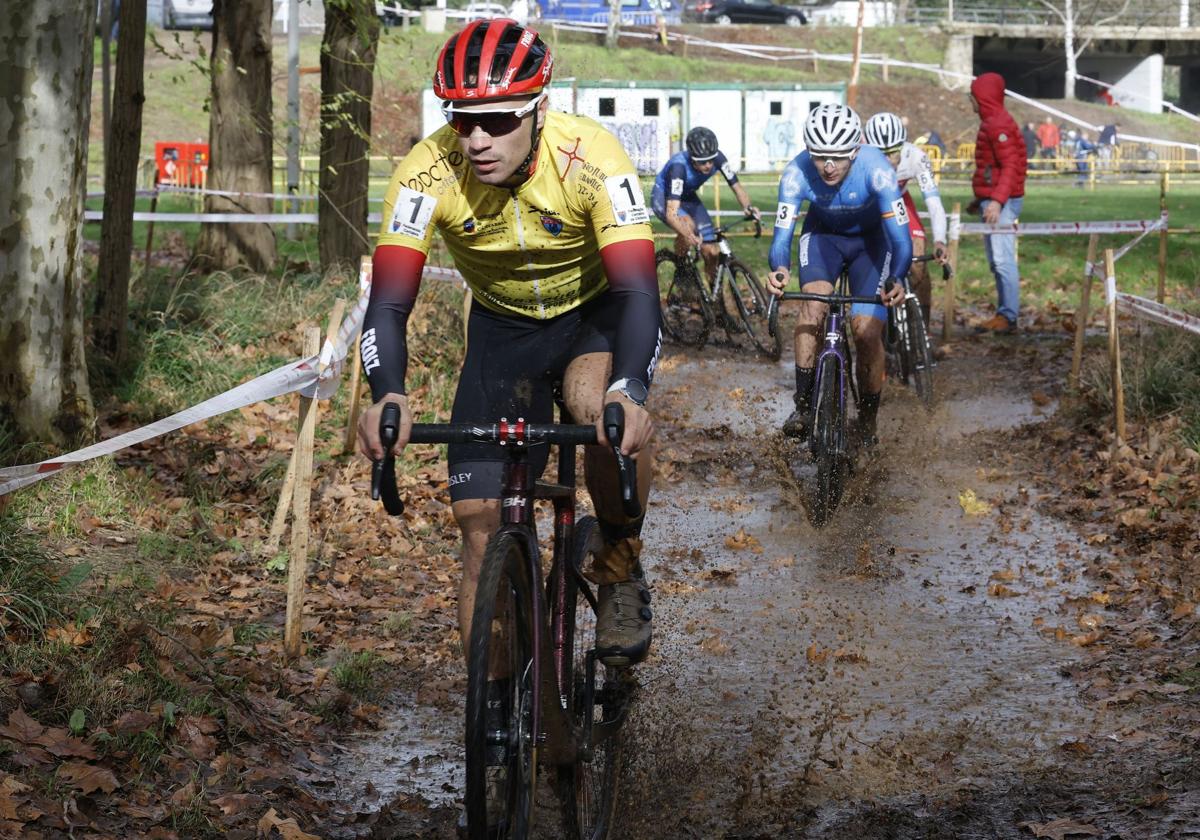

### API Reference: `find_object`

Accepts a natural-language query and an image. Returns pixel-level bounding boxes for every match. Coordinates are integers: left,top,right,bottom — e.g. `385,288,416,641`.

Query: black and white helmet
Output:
803,103,862,156
686,126,720,161
864,112,906,150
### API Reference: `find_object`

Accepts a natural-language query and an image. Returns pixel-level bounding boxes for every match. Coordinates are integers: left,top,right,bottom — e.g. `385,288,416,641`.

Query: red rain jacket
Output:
971,73,1026,204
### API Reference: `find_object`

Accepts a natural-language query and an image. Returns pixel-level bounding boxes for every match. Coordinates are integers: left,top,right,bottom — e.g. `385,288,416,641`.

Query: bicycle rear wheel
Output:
809,357,847,527
904,297,935,409
657,249,712,347
556,517,624,840
727,259,781,360
466,533,537,840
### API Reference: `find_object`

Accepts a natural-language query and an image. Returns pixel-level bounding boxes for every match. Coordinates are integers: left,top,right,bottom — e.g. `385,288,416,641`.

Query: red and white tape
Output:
1116,294,1200,338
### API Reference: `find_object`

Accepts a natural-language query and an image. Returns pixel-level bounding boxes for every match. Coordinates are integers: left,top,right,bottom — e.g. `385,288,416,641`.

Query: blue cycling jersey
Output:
653,150,739,202
768,145,912,282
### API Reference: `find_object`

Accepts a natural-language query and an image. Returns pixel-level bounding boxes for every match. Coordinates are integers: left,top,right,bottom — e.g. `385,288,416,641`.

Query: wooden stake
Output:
1069,233,1099,389
284,325,321,660
342,258,373,455
1104,249,1126,441
942,203,961,342
265,449,297,556
1158,172,1168,303
143,189,159,271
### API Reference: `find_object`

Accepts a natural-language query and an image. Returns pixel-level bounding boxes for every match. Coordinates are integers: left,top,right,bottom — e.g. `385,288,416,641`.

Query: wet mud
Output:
335,335,1200,839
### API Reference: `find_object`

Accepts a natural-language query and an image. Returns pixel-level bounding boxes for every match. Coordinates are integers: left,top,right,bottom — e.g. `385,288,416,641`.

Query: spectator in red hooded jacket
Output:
967,72,1027,333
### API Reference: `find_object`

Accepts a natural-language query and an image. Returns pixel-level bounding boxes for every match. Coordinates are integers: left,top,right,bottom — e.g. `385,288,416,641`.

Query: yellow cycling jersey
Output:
377,111,654,320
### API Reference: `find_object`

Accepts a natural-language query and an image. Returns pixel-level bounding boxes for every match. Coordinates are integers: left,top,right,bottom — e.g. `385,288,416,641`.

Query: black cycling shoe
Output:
782,408,812,439
596,576,653,667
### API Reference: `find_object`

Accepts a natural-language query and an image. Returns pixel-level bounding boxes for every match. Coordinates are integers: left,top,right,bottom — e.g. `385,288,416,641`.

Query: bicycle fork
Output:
812,310,850,458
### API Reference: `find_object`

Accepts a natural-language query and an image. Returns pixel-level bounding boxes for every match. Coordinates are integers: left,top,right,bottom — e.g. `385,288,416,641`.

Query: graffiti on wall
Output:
763,117,798,168
601,119,666,174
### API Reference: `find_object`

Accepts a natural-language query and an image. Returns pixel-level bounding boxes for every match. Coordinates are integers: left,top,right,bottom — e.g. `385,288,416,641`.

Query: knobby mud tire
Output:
465,533,537,840
555,516,624,840
657,249,712,348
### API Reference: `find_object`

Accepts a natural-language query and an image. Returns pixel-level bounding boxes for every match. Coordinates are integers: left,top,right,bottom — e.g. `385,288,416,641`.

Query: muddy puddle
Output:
328,339,1171,838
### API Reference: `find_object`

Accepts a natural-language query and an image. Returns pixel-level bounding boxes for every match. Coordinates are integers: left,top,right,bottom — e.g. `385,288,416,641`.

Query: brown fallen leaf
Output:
57,761,119,794
806,643,829,665
35,728,97,760
112,710,159,736
1170,602,1196,621
988,583,1020,598
0,775,31,821
212,792,264,817
1018,817,1101,838
0,709,44,744
257,807,322,840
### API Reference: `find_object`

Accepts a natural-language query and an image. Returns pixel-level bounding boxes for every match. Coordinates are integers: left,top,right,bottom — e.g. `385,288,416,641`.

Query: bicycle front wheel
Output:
466,533,538,840
556,517,624,840
809,357,847,527
657,249,712,347
904,297,935,409
727,259,781,360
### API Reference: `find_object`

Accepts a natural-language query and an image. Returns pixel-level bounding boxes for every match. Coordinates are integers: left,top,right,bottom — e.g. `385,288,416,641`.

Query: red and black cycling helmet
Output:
433,19,553,102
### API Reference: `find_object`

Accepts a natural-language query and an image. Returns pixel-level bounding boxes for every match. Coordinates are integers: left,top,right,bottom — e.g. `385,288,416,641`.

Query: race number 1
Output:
775,202,798,228
390,186,436,238
605,174,650,225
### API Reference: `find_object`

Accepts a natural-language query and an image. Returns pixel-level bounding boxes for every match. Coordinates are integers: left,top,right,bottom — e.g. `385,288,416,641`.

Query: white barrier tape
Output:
1085,217,1169,279
1074,72,1200,125
948,212,962,241
0,263,463,497
1105,274,1117,306
1116,293,1200,337
83,211,387,225
157,185,317,202
961,218,1165,236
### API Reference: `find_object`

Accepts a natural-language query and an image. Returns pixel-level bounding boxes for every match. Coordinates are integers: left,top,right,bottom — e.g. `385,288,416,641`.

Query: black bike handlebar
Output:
911,252,954,279
369,402,641,518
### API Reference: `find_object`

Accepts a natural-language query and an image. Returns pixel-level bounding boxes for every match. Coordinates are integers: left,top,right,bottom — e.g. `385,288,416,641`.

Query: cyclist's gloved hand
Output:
600,395,654,459
744,205,761,222
358,393,412,460
766,268,789,298
880,276,905,308
934,243,948,265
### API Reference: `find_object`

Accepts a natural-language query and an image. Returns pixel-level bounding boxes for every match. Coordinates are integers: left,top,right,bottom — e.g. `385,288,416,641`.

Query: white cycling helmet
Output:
864,112,906,150
804,103,862,156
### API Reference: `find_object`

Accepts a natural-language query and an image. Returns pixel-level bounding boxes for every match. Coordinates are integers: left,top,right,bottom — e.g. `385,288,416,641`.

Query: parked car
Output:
445,2,512,22
684,0,807,25
163,0,213,30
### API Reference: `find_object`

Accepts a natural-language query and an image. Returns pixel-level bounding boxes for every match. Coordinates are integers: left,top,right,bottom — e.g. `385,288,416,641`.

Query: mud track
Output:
332,332,1200,839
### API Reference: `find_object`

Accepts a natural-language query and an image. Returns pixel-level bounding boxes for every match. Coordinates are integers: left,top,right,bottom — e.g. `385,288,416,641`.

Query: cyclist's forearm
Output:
362,244,426,400
732,183,753,211
925,193,948,245
768,230,793,272
601,240,663,389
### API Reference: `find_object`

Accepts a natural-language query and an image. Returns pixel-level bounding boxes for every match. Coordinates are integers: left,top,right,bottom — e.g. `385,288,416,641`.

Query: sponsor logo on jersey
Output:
541,215,563,235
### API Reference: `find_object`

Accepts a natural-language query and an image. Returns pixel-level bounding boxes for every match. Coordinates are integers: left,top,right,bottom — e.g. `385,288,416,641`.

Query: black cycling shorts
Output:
447,293,619,502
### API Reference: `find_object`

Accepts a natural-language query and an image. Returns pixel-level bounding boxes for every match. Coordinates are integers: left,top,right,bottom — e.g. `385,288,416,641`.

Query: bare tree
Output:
94,0,149,368
194,0,276,273
606,0,621,49
0,2,96,445
1035,0,1134,99
318,0,380,273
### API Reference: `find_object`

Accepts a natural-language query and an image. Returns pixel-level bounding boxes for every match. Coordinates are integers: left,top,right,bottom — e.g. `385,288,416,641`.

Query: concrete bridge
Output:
916,2,1200,112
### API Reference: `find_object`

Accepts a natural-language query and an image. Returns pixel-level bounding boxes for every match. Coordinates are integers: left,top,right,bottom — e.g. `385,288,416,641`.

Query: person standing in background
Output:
1035,115,1060,163
1021,122,1038,168
967,72,1027,334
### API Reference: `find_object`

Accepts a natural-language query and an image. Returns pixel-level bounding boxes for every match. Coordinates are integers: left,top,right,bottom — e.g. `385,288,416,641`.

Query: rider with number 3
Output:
766,104,913,447
358,20,661,695
652,126,762,289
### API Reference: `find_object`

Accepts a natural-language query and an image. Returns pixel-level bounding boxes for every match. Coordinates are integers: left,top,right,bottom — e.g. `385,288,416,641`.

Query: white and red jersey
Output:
895,142,947,245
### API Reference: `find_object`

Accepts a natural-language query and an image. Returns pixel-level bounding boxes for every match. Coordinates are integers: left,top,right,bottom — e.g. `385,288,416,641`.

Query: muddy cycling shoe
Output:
782,408,812,439
596,576,653,667
851,417,879,451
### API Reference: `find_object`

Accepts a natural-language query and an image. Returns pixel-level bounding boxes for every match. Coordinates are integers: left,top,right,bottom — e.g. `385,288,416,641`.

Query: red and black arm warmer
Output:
600,239,663,390
361,244,427,401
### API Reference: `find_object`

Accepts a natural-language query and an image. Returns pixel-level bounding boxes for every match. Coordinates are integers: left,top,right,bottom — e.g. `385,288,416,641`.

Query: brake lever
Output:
371,401,405,516
603,402,641,519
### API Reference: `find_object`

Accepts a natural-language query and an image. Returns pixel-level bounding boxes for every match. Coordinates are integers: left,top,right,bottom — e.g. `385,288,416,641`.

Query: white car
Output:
163,0,214,29
445,2,512,21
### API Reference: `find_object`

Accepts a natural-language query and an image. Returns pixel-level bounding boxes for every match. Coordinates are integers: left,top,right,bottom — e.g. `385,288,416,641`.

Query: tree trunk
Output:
0,2,97,447
1062,0,1077,100
318,0,380,274
94,0,148,368
895,0,909,24
194,0,276,274
606,0,621,49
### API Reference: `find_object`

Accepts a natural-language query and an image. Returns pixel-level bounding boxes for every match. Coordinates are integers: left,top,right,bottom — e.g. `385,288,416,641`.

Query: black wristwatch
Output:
606,377,648,407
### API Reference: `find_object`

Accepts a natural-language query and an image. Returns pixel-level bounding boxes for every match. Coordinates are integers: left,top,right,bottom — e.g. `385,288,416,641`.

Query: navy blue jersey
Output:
768,145,913,282
653,150,739,203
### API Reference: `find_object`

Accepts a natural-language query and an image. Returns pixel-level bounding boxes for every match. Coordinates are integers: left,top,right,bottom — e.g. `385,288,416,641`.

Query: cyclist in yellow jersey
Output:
358,21,660,680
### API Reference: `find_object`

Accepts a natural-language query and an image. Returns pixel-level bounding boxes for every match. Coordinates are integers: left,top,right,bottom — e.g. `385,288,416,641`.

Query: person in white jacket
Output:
864,112,949,326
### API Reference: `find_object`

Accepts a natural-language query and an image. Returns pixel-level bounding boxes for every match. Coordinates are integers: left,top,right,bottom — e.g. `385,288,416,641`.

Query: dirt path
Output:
336,332,1199,839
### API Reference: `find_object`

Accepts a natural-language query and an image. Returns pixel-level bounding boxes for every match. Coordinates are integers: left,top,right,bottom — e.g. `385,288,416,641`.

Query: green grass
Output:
329,649,385,699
